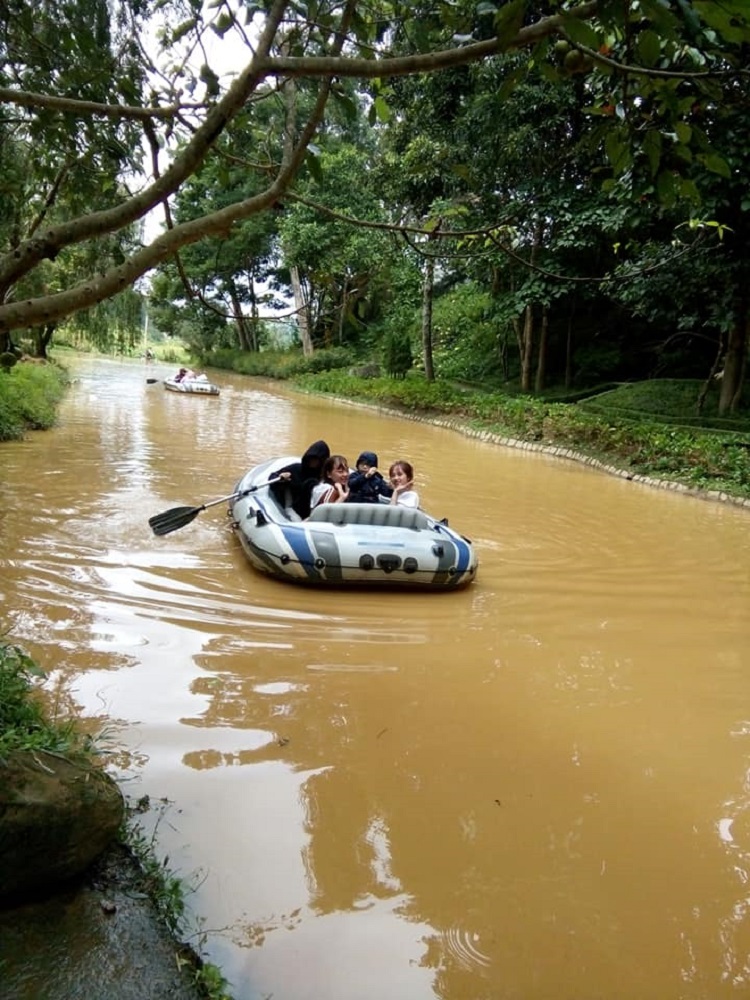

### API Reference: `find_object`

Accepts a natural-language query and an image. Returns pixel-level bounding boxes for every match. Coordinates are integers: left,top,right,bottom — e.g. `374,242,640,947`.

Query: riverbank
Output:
323,394,750,511
0,638,228,1000
203,350,750,506
290,371,750,508
0,839,209,1000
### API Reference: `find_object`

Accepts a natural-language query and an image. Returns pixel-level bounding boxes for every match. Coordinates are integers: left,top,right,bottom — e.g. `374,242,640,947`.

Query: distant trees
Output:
0,1,748,407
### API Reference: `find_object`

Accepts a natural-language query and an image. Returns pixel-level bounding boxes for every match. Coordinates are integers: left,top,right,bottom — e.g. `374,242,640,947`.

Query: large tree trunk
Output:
229,285,253,351
519,304,534,392
564,303,576,389
518,222,543,393
290,265,314,357
719,291,748,415
535,303,549,393
421,257,435,382
32,322,56,359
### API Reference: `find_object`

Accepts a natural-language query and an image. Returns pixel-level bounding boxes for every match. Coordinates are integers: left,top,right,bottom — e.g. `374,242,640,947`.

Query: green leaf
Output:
305,148,324,185
701,153,731,178
198,63,221,98
656,170,676,205
374,95,391,123
494,0,525,51
330,88,358,122
643,129,662,177
560,16,601,50
171,18,197,43
680,178,701,204
674,122,692,144
693,1,750,44
636,29,662,67
211,11,234,37
605,132,630,176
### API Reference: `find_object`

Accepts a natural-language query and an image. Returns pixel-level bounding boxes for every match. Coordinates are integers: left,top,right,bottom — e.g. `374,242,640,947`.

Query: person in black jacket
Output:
269,440,330,519
346,451,393,504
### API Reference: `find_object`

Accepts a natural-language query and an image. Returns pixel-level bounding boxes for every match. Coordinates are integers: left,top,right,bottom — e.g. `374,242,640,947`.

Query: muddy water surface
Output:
1,357,750,1000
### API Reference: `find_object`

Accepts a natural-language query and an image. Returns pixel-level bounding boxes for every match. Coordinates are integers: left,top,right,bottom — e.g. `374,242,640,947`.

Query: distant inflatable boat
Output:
164,374,220,396
228,457,478,590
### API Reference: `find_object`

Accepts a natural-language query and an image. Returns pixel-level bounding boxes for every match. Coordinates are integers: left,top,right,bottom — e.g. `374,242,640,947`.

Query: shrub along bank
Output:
290,370,750,504
205,345,750,503
0,360,68,440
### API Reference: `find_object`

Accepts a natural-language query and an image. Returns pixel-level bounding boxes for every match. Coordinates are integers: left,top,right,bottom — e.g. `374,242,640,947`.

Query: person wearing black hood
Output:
346,451,393,504
269,440,331,519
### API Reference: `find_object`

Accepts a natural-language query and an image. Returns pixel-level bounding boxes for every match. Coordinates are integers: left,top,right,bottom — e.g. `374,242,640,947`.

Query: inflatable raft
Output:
228,457,478,590
164,374,220,396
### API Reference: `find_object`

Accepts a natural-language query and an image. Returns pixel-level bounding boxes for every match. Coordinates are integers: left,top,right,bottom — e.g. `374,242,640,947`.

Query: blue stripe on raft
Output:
450,532,472,576
280,525,319,580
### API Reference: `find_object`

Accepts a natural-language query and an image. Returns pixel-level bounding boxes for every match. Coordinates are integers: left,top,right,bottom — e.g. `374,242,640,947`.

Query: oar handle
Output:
199,492,244,511
203,481,272,510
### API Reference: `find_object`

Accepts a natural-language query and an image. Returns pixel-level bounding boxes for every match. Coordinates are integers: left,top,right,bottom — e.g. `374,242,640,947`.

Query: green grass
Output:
579,379,750,431
0,362,69,441
292,369,750,501
0,640,89,758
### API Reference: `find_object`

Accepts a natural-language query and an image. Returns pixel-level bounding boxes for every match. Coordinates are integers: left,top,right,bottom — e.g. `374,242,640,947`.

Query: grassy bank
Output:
291,370,750,502
0,361,69,441
206,347,750,503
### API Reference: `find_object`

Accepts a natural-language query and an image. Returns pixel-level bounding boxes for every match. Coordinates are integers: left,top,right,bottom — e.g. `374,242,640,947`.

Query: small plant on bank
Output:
0,639,86,758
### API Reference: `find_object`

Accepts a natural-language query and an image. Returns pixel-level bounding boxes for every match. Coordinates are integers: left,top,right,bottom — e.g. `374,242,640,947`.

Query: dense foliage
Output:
1,1,749,414
0,363,68,441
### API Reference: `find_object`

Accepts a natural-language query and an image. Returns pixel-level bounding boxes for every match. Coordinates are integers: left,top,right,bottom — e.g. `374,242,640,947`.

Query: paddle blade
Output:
146,378,160,384
148,504,203,536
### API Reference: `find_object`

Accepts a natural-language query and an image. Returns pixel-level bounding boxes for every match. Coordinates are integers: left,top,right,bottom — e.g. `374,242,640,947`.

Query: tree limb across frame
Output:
0,0,601,334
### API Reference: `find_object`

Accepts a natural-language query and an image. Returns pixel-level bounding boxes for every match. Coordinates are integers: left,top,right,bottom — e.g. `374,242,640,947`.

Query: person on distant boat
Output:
310,455,350,511
388,460,420,508
269,440,331,519
346,451,393,504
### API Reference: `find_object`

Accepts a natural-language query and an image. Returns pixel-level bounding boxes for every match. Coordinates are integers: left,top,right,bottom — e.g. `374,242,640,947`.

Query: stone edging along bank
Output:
320,393,750,512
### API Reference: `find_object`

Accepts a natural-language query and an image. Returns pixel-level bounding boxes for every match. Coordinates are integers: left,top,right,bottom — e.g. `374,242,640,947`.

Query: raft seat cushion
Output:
308,502,430,530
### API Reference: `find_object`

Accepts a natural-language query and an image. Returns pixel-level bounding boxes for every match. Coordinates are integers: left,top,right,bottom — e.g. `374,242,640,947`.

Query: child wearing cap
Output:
346,451,394,504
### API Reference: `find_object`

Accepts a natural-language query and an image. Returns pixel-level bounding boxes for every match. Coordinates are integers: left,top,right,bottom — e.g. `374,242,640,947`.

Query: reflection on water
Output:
2,358,750,999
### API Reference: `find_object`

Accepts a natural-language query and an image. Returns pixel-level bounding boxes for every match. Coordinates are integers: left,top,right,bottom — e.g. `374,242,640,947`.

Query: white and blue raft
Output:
228,457,478,590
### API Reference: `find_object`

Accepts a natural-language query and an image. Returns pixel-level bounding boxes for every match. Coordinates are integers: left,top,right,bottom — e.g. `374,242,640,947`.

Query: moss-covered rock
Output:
0,750,124,902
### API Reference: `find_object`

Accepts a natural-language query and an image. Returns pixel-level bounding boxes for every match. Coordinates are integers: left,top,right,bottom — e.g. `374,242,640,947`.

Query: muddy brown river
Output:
1,357,750,1000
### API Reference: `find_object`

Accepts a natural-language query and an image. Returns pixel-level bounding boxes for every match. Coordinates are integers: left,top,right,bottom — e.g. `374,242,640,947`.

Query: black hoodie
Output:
270,440,331,518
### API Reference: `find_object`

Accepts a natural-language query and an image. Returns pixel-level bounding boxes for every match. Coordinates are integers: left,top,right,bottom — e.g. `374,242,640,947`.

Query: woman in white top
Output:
310,455,350,510
388,460,420,508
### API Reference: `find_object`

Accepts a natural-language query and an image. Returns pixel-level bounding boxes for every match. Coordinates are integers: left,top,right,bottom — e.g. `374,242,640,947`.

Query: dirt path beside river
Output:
0,842,207,1000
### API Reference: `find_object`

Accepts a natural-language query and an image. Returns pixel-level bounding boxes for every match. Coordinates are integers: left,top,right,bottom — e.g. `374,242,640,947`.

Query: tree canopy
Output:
1,0,749,406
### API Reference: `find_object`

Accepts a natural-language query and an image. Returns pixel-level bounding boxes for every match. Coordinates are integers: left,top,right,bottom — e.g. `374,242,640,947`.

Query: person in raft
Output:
388,460,420,508
174,367,196,382
269,440,330,519
310,455,350,510
346,451,394,504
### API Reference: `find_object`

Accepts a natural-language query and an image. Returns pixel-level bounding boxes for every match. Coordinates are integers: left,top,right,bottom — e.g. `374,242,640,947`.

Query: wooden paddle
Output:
148,481,274,536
